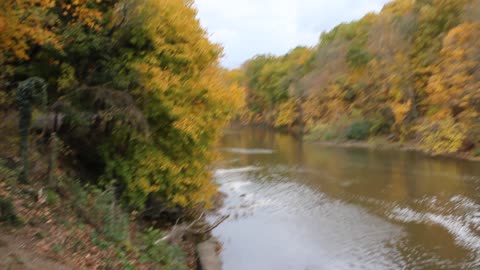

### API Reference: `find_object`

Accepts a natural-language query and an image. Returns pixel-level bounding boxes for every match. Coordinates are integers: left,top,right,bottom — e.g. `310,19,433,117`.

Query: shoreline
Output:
193,191,227,270
309,140,480,162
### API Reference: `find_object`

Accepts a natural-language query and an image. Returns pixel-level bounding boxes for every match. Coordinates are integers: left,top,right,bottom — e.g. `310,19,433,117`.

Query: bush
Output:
140,228,187,270
346,121,371,141
0,159,17,185
0,197,19,225
274,99,298,129
92,188,130,243
305,115,363,141
346,44,371,68
417,117,467,154
45,189,60,205
343,88,358,102
305,123,341,141
369,108,395,135
67,180,130,243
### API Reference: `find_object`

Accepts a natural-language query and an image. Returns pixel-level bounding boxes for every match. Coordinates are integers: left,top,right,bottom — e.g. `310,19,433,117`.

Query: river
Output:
211,127,480,270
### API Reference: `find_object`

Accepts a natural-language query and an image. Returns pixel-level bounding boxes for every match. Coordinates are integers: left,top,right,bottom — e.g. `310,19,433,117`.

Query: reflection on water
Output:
212,127,480,270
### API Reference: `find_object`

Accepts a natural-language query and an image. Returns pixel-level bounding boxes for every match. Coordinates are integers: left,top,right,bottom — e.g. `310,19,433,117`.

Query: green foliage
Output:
0,159,17,185
346,44,371,68
320,22,358,45
57,64,78,91
89,0,243,209
343,88,358,102
90,188,130,243
0,196,19,225
369,108,395,135
305,115,376,142
305,123,341,141
16,77,47,184
140,228,187,270
241,47,313,122
3,0,244,211
45,189,60,206
304,116,354,141
412,0,466,67
68,180,130,243
346,121,372,141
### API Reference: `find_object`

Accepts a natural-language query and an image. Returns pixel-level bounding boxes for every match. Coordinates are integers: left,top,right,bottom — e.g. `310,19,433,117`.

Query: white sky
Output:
194,0,391,68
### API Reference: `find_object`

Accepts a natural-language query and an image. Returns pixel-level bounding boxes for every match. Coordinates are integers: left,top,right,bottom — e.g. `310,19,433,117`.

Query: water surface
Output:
212,127,480,270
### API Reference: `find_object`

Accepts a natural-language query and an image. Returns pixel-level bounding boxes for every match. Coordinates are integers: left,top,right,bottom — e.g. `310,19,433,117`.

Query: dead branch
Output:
195,214,230,234
154,212,230,245
155,212,205,245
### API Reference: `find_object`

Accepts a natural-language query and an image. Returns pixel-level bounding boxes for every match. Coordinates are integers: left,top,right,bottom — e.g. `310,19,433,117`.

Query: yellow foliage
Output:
120,0,244,208
391,100,412,125
0,0,104,63
425,21,480,140
417,117,467,154
275,99,298,129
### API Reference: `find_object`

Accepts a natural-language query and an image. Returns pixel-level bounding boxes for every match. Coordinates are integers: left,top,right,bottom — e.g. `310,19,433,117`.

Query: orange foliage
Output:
427,22,480,122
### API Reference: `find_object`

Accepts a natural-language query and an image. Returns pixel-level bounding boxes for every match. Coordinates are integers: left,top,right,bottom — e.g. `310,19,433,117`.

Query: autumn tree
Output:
238,0,479,154
1,0,244,211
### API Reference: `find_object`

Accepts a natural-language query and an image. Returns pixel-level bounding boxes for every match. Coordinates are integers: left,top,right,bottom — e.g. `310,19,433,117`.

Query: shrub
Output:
0,197,19,225
0,159,17,185
343,88,358,102
91,188,130,243
274,99,298,129
369,108,395,135
346,121,372,141
45,189,60,205
346,44,371,68
417,117,467,154
67,180,130,243
305,123,341,141
140,228,187,270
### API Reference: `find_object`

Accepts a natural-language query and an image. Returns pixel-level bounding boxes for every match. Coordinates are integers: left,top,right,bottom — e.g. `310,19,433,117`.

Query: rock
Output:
197,239,222,270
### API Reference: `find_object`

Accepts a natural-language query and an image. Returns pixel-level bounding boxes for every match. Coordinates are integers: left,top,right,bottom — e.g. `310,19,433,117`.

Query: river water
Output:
211,127,480,270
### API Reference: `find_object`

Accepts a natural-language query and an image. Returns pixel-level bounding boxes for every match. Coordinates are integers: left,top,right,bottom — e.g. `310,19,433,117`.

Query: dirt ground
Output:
0,233,74,270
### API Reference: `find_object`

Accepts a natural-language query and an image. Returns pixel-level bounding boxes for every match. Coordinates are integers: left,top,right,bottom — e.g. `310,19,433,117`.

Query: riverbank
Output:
310,139,480,162
0,157,224,270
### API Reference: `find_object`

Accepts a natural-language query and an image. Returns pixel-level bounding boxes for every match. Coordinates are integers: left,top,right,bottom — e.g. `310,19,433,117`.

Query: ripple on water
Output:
387,203,480,255
214,166,260,176
223,147,274,154
215,169,408,270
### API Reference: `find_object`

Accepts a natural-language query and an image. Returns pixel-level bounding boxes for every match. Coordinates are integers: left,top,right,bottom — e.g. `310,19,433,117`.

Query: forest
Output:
0,0,243,268
236,0,480,156
1,0,246,209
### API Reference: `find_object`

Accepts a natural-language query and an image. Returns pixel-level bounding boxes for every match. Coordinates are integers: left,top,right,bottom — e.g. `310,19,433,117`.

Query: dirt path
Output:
0,233,73,270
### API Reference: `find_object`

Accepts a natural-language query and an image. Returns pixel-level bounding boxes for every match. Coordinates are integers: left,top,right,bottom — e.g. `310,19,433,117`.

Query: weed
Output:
140,228,187,270
0,197,20,226
52,244,64,254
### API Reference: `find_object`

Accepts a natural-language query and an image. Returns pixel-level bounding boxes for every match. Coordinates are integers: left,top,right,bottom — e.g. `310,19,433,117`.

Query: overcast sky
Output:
194,0,391,68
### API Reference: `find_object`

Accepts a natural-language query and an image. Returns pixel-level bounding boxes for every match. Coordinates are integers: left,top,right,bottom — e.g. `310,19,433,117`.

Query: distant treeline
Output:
234,0,480,155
